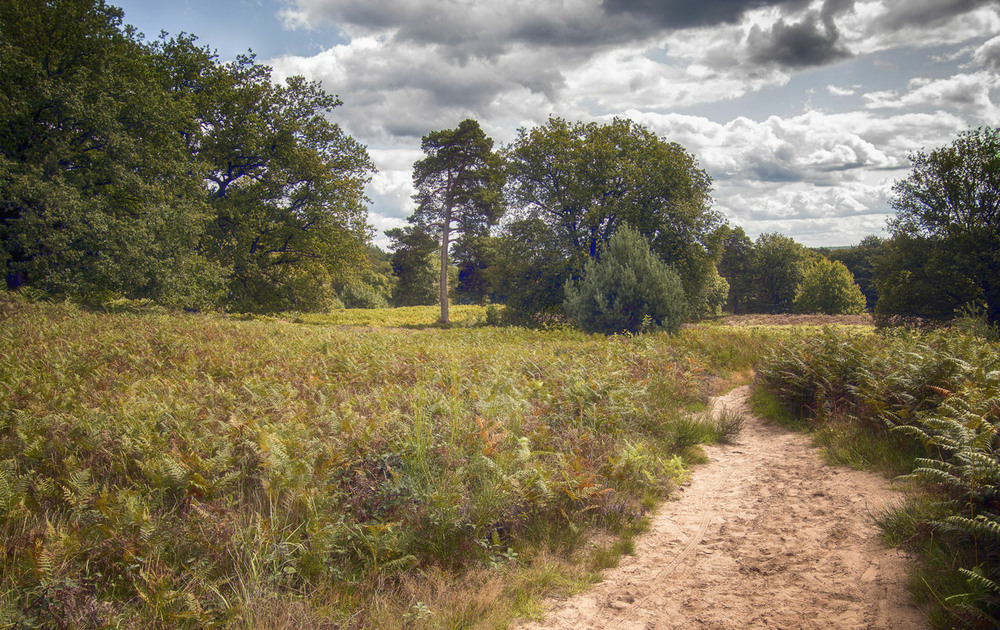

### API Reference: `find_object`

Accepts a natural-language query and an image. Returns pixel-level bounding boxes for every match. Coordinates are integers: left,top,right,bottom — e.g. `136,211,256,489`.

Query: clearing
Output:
518,386,928,630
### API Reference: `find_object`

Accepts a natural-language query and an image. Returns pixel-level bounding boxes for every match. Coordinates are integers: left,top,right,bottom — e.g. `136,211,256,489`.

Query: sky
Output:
114,0,1000,248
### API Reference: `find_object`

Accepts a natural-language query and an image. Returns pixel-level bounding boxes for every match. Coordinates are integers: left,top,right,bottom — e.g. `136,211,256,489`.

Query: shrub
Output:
793,257,867,315
564,227,685,334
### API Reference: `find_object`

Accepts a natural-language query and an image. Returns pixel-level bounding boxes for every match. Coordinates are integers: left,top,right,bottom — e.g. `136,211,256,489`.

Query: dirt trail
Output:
518,386,927,630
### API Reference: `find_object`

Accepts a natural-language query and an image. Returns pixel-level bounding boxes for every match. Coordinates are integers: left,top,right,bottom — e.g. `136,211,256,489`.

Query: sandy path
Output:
518,386,927,630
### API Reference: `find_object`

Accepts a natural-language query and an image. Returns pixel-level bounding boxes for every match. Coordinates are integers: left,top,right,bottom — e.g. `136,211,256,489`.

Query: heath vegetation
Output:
0,293,783,628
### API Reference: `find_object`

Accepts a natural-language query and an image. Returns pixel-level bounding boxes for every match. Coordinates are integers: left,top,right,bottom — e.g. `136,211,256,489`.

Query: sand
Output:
517,386,927,630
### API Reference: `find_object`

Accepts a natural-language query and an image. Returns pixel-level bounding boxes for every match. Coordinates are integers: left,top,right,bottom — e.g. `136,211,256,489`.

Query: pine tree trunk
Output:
439,206,451,324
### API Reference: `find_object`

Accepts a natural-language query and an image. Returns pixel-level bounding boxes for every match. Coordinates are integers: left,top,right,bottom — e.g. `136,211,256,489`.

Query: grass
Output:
0,294,793,629
279,304,489,328
754,324,1000,628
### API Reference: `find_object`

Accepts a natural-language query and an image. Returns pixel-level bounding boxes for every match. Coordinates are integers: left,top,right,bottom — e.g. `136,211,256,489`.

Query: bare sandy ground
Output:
518,386,927,630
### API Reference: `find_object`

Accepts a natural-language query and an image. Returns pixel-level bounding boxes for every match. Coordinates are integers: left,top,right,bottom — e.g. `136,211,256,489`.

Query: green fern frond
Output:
958,566,1000,596
942,515,1000,542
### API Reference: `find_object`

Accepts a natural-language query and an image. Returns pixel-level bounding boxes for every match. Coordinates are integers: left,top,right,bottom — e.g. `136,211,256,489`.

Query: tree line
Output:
389,119,999,331
3,0,998,329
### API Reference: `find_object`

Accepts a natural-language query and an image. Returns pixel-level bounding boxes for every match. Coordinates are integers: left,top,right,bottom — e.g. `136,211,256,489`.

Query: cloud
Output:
600,0,791,28
747,13,850,67
872,0,997,31
827,84,856,96
863,72,1000,120
618,108,971,244
273,37,562,142
841,0,1000,54
973,35,1000,70
269,0,1000,247
281,0,654,59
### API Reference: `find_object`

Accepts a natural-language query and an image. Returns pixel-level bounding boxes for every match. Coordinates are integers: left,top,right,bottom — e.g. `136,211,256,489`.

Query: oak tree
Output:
877,127,1000,323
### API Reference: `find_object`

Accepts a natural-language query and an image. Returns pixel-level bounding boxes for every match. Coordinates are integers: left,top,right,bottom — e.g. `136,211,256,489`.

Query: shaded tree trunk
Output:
440,204,451,324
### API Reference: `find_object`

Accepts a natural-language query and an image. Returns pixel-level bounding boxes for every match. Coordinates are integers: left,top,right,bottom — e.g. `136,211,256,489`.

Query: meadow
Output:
11,293,997,628
0,295,783,629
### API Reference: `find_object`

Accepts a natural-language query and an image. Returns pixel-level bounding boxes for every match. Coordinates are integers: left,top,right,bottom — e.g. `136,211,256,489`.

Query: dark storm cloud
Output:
599,0,805,29
294,0,648,55
748,15,850,68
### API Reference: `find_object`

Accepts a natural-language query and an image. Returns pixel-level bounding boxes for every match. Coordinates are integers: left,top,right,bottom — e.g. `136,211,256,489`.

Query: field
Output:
0,296,783,629
7,295,996,628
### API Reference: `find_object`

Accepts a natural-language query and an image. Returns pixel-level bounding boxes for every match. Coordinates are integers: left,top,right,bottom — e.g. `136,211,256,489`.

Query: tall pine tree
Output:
411,119,504,323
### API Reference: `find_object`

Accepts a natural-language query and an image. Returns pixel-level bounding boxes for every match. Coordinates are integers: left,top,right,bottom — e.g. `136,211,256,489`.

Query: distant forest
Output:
2,0,998,328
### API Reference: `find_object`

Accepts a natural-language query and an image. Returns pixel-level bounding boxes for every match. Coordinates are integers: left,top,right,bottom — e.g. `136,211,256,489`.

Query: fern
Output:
959,567,1000,596
941,515,1000,542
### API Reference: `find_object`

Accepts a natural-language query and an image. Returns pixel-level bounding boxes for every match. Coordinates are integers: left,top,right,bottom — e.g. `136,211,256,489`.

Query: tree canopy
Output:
0,0,375,312
794,257,866,315
564,227,686,334
386,225,438,307
0,0,223,307
503,116,719,323
876,126,1000,323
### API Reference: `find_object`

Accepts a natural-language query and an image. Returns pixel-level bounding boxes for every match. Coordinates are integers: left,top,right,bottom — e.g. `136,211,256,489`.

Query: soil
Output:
517,386,927,630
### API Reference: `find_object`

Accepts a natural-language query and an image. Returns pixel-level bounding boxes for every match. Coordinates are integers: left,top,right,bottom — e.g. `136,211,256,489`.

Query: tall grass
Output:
755,325,1000,628
0,294,776,628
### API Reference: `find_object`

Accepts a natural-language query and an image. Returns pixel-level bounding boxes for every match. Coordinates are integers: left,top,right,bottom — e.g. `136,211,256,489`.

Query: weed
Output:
710,406,746,444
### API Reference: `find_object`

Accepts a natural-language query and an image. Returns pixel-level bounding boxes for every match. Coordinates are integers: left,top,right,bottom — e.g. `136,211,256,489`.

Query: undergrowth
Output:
755,325,1000,628
0,293,779,628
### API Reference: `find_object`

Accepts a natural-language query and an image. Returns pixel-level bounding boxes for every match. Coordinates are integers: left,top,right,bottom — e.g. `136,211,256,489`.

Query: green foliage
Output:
386,226,439,307
0,0,226,308
877,126,1000,324
755,326,1000,626
826,235,883,311
793,257,867,315
451,234,502,305
411,119,505,323
874,228,980,324
750,232,809,313
691,265,729,318
0,293,775,627
503,116,719,322
191,53,374,313
564,227,686,334
0,1,375,313
715,224,755,314
334,246,395,309
489,218,575,326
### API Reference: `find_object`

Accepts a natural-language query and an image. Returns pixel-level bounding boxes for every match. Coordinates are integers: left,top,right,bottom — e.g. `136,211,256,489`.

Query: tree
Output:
451,233,501,305
750,233,809,313
877,127,1000,323
488,218,574,326
715,225,755,313
386,226,438,307
0,1,376,313
411,119,505,323
190,53,375,313
793,257,867,315
334,245,394,309
564,227,685,334
0,0,224,307
505,116,719,320
826,235,883,311
873,232,978,322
